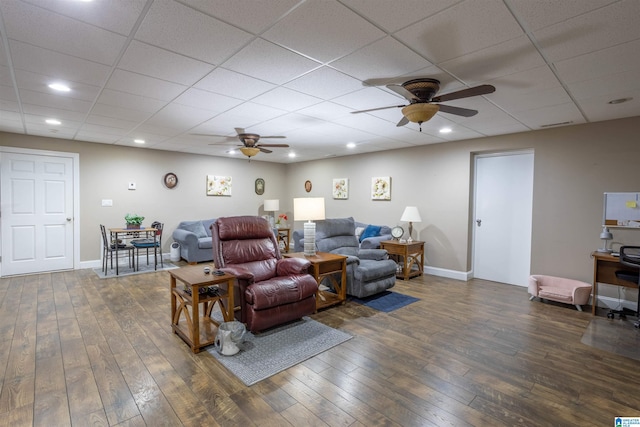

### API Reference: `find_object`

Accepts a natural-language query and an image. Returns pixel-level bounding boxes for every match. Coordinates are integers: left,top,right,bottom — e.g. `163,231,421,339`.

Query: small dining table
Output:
108,226,157,275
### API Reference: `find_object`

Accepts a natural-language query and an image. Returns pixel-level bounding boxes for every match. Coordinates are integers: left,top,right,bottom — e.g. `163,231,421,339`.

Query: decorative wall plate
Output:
255,178,265,195
164,172,178,189
304,180,312,193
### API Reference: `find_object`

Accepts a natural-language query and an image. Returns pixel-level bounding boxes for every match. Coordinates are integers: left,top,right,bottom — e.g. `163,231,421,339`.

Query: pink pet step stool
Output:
528,274,592,311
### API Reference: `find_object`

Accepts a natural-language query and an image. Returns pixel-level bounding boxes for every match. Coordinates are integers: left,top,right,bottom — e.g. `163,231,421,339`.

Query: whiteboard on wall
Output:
603,192,640,227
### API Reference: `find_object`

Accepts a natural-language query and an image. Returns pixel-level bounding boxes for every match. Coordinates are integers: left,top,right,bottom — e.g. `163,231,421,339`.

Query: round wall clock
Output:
304,180,312,193
163,172,178,189
391,226,404,240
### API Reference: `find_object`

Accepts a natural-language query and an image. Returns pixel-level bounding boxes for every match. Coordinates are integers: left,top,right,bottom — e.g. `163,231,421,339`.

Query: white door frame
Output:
0,146,80,277
471,150,534,286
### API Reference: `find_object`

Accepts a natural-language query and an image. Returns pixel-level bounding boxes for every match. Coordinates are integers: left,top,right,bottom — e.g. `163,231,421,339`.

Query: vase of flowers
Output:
276,213,287,228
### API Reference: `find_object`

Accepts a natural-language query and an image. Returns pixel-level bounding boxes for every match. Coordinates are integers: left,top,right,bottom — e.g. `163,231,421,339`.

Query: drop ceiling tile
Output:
106,69,187,101
135,0,253,65
285,67,362,100
533,0,640,62
247,113,324,135
84,114,138,131
508,0,619,31
18,89,92,113
96,89,167,113
342,0,457,33
486,66,567,112
440,36,545,85
512,102,586,129
144,104,219,131
578,88,640,122
180,0,300,34
554,39,640,84
331,36,434,81
394,0,524,63
224,102,288,122
0,0,126,65
25,125,76,139
262,1,385,63
252,87,321,112
222,39,321,85
0,83,18,102
332,87,404,111
21,0,147,35
74,131,122,144
9,41,111,87
568,69,640,102
14,69,100,102
173,88,243,113
296,101,355,121
118,41,214,86
194,68,275,100
21,104,87,122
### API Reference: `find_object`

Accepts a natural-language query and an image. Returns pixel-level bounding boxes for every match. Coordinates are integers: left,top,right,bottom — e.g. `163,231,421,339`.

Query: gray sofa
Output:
294,217,397,298
171,219,216,263
293,219,392,251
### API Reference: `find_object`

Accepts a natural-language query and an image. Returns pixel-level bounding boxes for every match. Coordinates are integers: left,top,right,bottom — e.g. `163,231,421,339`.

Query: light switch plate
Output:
101,199,113,207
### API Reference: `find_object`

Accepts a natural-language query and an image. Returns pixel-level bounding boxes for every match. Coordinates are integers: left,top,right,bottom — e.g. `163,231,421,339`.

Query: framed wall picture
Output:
207,175,232,196
371,176,391,200
304,180,312,193
333,178,348,199
255,178,265,195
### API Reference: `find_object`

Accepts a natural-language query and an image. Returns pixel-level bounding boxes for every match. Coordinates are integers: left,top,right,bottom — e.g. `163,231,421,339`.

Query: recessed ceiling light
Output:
45,119,61,125
346,142,356,149
608,97,633,105
48,83,70,92
134,139,145,144
439,127,452,134
227,149,237,155
288,152,296,158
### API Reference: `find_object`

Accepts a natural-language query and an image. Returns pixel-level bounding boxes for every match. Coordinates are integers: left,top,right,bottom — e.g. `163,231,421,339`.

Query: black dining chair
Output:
608,245,640,328
131,221,163,270
100,224,134,275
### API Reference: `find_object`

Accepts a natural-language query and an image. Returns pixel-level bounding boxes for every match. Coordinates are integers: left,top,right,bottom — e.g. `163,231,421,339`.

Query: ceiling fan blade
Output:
259,135,286,139
351,104,406,114
431,84,495,103
257,143,289,148
386,84,420,101
437,104,478,117
396,116,409,127
234,127,246,135
258,147,272,153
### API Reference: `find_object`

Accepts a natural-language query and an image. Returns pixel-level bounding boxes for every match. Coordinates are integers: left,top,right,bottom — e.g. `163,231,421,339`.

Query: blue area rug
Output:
349,291,419,312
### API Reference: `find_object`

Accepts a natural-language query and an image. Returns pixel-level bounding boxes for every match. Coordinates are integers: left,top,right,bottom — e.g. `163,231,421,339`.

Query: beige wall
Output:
2,116,640,303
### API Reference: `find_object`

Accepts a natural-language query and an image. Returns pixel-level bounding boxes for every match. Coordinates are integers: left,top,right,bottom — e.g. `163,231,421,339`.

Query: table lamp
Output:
264,199,279,228
597,226,613,253
294,197,325,256
401,206,422,243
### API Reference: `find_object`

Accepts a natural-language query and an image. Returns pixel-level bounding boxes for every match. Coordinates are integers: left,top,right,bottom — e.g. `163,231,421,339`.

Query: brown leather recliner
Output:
211,215,318,333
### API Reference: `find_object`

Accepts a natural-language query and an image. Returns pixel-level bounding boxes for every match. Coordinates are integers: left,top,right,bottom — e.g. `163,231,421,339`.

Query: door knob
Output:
476,219,482,226
66,217,72,221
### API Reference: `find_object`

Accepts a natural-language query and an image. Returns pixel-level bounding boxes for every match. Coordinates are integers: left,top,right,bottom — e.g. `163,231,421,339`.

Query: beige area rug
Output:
581,316,640,361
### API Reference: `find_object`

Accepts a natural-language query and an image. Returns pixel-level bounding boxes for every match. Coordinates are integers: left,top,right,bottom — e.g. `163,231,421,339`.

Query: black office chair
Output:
607,245,640,328
100,224,134,275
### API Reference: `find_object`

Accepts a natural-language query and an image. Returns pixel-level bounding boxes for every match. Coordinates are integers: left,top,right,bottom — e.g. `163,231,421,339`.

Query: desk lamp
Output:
264,199,279,228
597,226,613,253
294,197,325,256
401,206,422,243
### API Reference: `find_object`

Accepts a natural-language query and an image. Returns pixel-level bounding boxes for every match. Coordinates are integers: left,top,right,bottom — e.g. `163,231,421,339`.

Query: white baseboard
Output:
423,265,471,281
80,252,169,271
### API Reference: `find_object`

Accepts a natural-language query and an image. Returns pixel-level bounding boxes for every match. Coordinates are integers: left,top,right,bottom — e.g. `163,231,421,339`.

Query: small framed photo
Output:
255,178,265,195
207,175,232,196
333,178,348,199
371,176,391,200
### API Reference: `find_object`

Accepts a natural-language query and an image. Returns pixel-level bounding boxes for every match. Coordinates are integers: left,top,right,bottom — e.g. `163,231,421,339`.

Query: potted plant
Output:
125,213,144,229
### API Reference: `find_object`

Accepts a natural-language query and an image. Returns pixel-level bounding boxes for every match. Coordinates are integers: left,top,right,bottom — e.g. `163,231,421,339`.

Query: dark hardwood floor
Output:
1,266,639,426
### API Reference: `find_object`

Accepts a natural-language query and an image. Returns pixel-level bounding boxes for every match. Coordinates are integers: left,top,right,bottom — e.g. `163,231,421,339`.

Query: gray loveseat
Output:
171,219,216,263
293,219,391,251
294,217,397,298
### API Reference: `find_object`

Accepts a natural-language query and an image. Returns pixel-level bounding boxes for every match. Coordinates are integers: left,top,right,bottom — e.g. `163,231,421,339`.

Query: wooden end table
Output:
380,240,424,280
169,265,235,353
283,252,347,311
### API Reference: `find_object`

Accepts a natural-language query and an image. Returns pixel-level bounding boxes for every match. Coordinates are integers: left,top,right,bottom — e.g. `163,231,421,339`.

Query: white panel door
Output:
472,152,534,286
1,152,74,275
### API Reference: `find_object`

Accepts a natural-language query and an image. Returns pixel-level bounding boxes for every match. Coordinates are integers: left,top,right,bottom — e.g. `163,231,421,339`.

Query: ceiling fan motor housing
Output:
403,78,440,101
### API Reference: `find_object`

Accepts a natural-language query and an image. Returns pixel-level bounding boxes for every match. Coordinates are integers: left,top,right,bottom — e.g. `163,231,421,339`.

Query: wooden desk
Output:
591,251,638,315
169,265,235,353
283,252,347,311
380,240,424,280
276,227,290,253
109,227,157,275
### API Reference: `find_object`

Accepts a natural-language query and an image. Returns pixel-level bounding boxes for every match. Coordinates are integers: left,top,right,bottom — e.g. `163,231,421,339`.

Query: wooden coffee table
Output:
169,265,235,353
283,252,347,311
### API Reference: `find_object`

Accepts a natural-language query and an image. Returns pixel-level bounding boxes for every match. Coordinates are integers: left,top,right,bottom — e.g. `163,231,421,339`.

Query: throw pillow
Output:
181,221,208,238
359,224,381,242
355,226,365,239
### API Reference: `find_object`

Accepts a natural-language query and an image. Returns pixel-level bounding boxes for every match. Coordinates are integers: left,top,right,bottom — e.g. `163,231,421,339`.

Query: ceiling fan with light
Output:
351,78,495,131
191,127,289,160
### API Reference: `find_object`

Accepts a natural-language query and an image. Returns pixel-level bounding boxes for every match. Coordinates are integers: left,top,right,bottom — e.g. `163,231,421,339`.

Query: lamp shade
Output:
401,206,422,223
401,103,439,124
294,197,325,221
264,199,279,212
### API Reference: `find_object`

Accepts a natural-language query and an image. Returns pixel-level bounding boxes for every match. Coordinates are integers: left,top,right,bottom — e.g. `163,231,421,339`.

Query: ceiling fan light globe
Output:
239,147,260,157
402,103,439,124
